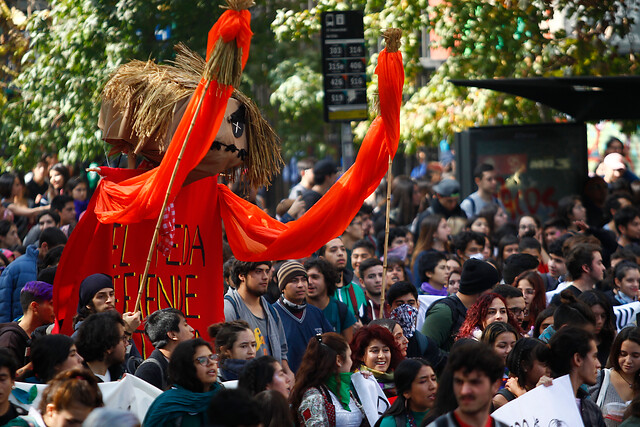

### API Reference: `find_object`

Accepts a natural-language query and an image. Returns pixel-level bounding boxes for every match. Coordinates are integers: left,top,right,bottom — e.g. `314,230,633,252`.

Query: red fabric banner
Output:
53,177,223,354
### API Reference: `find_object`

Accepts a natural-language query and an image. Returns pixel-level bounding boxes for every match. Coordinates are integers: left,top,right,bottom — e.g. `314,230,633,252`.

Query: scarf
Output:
324,372,353,411
360,365,396,393
390,304,418,338
420,282,447,296
281,296,307,312
615,291,636,305
143,383,221,426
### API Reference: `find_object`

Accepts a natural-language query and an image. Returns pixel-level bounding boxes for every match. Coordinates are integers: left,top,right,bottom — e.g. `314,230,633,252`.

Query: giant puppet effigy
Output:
52,0,404,354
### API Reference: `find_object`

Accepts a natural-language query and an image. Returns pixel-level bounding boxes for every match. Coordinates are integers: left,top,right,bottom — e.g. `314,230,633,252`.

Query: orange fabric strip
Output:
219,47,404,261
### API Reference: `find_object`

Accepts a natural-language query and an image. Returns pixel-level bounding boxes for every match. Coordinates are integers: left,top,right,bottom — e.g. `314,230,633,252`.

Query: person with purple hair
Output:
0,281,55,370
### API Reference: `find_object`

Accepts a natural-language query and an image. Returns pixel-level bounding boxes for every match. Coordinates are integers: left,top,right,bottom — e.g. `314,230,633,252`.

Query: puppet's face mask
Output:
188,98,248,183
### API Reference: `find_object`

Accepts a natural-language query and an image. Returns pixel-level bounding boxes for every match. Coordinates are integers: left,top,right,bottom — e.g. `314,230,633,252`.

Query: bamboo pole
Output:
379,158,393,318
377,27,401,319
133,79,213,312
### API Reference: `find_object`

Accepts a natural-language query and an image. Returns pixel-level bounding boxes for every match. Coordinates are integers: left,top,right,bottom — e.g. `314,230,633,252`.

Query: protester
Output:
0,227,66,323
319,237,367,324
579,290,616,366
18,368,103,427
143,338,222,427
0,281,54,368
590,326,640,420
548,327,606,426
73,273,141,340
0,348,27,424
370,319,409,358
65,176,89,221
417,251,449,296
425,341,507,427
412,214,451,284
493,338,550,409
350,324,404,398
207,320,255,383
254,389,294,427
224,260,293,380
304,257,356,342
75,311,127,382
237,355,292,398
385,282,448,372
28,334,84,384
422,259,500,351
550,242,605,305
291,332,367,426
533,306,555,339
456,293,522,341
359,257,388,320
446,268,461,295
492,284,527,328
607,260,640,306
273,260,333,373
460,164,501,219
480,321,519,364
136,308,195,390
513,270,546,330
375,359,437,427
351,239,375,279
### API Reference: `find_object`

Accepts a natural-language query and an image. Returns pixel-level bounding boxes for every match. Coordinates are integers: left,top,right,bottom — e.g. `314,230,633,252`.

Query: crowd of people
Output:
2,139,640,426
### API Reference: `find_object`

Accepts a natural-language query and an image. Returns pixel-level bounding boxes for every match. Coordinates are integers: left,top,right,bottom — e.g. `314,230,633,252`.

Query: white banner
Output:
492,375,584,427
10,373,162,422
613,301,640,331
351,372,390,427
417,295,446,331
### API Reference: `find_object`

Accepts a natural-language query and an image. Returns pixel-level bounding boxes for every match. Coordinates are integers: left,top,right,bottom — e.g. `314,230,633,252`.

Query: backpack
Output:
224,294,279,320
425,296,466,342
136,356,168,390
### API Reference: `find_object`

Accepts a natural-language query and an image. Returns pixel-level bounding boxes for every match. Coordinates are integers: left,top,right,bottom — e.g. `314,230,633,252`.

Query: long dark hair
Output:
579,290,616,366
412,215,446,269
374,358,433,427
506,338,550,389
168,338,213,392
608,326,640,393
514,270,547,330
31,334,75,382
289,333,349,418
237,355,277,396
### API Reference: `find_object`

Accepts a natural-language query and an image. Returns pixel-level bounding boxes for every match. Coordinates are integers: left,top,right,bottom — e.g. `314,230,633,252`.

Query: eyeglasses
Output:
120,335,130,344
509,307,524,316
194,354,218,366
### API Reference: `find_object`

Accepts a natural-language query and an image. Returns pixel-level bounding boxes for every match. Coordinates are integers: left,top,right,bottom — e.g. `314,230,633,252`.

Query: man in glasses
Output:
492,285,526,327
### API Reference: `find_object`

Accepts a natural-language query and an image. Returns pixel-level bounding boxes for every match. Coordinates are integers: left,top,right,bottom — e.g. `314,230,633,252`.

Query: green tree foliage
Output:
0,0,224,170
271,0,639,154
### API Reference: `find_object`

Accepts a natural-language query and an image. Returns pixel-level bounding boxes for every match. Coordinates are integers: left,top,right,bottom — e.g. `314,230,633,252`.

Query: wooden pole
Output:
133,79,213,312
379,157,393,318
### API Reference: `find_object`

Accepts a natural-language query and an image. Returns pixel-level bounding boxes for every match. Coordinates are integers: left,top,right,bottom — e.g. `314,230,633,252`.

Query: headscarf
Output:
390,304,418,339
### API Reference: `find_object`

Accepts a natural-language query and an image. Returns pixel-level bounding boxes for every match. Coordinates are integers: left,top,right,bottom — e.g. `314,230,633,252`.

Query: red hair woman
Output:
350,324,404,399
457,293,524,340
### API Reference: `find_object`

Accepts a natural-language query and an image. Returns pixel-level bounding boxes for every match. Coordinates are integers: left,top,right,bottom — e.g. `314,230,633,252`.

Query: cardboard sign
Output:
492,375,584,427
